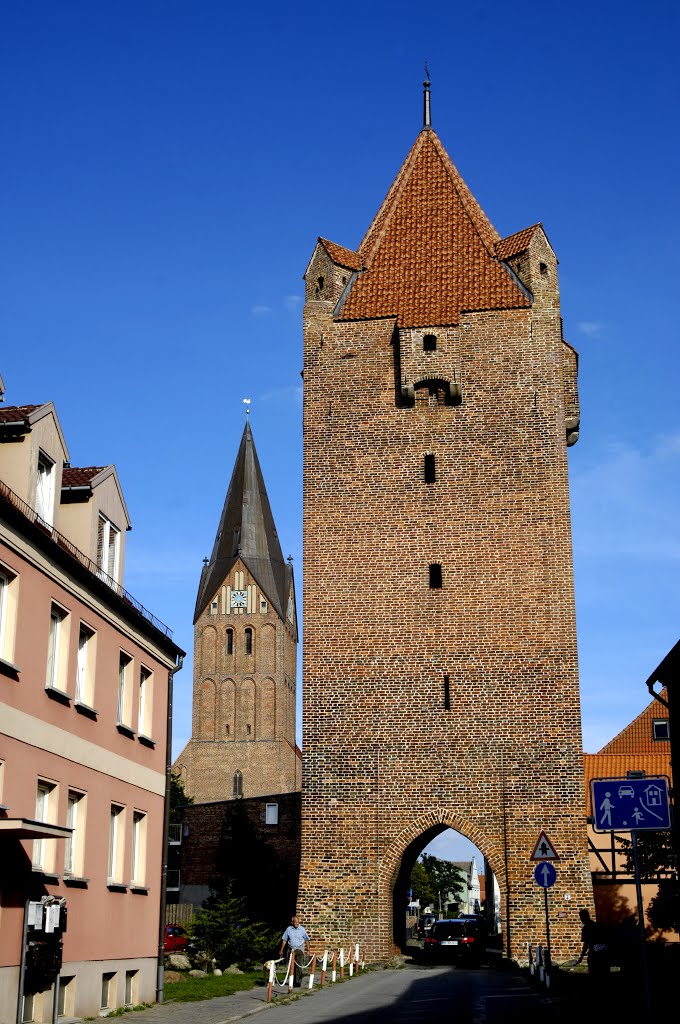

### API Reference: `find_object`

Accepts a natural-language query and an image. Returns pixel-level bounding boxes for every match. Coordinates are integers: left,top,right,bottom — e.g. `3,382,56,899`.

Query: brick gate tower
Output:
174,419,299,803
299,85,591,960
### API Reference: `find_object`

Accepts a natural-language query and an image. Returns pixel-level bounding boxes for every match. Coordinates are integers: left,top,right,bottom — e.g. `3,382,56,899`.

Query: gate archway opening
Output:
391,826,502,952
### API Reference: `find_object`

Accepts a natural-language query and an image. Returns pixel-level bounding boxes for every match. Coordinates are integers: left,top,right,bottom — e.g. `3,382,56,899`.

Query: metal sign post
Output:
533,861,556,971
631,831,652,1012
590,776,670,1012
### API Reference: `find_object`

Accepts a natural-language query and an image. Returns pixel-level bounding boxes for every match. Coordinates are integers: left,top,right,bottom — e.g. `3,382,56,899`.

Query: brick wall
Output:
176,793,301,930
173,560,299,803
299,227,592,960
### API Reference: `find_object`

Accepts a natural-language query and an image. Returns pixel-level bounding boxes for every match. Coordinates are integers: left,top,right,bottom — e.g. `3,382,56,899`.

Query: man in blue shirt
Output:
279,915,310,988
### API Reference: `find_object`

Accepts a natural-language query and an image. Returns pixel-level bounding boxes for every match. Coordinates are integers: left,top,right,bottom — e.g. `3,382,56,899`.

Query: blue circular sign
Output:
533,862,557,888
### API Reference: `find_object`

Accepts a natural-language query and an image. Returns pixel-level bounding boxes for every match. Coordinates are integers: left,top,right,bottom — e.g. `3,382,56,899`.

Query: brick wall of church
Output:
299,232,592,961
174,560,299,803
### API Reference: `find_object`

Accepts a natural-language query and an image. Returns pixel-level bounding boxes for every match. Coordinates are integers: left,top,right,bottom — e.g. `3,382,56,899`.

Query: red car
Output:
164,925,189,953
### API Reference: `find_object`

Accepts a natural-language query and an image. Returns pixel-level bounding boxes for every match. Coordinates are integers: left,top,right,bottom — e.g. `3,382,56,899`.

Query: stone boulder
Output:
167,954,191,971
213,969,222,976
163,971,185,984
225,964,244,974
188,969,208,978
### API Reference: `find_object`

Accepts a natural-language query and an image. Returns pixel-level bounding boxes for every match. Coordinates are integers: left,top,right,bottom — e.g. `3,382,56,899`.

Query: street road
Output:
266,963,560,1023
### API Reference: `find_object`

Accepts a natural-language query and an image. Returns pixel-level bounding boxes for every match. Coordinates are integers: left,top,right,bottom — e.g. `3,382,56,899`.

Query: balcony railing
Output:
0,478,173,638
168,823,182,845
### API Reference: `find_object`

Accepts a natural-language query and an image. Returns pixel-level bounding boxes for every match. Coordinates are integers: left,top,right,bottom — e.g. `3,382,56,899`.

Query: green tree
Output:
409,854,465,912
420,854,465,911
191,882,273,969
616,830,679,933
169,771,193,824
409,860,434,907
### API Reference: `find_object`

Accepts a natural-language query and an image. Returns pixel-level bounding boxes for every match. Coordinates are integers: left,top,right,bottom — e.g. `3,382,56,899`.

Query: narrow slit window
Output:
245,628,253,656
429,563,442,589
226,629,233,655
424,454,436,483
443,675,451,710
423,334,437,352
233,770,243,798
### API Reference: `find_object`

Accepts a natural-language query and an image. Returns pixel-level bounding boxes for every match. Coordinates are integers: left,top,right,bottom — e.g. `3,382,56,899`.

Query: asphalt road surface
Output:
266,962,563,1023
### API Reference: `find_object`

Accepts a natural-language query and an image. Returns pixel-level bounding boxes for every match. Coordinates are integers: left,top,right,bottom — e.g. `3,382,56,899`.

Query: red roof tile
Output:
319,238,362,271
339,130,530,328
598,691,670,755
583,753,671,813
495,224,541,261
62,466,107,487
0,404,41,423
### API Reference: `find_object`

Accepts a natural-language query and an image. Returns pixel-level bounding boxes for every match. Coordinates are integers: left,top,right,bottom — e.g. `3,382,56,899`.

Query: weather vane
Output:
243,397,251,416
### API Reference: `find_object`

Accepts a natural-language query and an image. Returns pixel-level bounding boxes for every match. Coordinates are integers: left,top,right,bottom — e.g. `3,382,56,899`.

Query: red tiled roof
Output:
495,224,541,261
0,404,41,423
319,238,362,271
583,753,671,814
598,691,670,755
339,130,530,328
62,466,106,487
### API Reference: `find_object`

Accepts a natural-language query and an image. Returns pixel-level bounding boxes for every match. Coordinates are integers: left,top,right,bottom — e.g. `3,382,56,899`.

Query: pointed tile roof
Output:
597,690,669,755
338,130,530,328
318,237,362,271
194,421,290,623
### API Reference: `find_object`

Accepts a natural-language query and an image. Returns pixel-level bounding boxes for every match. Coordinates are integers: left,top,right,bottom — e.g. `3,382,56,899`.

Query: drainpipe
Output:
156,652,184,1004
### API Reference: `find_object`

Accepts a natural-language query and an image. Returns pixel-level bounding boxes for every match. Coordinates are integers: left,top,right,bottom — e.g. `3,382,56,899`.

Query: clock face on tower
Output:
230,590,247,609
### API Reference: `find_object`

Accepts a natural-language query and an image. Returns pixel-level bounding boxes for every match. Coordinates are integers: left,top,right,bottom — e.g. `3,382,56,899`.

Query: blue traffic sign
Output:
534,862,556,888
591,777,671,832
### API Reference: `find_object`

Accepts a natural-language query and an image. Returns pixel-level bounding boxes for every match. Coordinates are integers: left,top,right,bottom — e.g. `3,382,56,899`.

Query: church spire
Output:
423,64,431,130
193,421,289,623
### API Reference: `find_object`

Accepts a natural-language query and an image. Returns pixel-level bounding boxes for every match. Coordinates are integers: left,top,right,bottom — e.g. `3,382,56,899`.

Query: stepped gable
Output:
194,420,289,623
339,129,530,328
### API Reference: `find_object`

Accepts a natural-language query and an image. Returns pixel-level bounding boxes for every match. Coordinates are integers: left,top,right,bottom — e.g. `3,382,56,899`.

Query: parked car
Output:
422,918,482,963
164,924,190,953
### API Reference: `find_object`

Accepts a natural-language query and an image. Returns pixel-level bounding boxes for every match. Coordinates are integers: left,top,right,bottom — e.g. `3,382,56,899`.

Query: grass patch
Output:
164,971,263,1002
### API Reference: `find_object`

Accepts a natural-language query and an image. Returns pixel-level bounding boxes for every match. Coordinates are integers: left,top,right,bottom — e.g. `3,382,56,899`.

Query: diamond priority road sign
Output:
591,776,671,832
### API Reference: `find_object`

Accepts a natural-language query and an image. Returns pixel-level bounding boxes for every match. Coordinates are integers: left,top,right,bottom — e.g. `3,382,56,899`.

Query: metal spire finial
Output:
243,397,251,416
423,64,431,131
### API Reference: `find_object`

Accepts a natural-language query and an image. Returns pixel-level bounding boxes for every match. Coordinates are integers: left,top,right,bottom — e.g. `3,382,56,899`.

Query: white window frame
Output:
97,514,120,583
131,810,146,885
138,667,153,738
36,450,56,526
265,802,279,825
75,623,96,705
64,790,85,876
108,804,125,882
0,565,18,666
46,603,69,692
33,780,57,870
118,652,133,727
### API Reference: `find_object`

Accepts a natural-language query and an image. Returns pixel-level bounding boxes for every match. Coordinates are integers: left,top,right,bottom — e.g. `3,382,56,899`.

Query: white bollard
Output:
321,950,328,987
340,947,345,979
331,949,337,983
355,943,360,971
288,950,295,991
308,954,316,989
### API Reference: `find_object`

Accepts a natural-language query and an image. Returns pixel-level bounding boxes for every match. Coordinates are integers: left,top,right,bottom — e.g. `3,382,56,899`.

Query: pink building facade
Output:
0,399,183,1023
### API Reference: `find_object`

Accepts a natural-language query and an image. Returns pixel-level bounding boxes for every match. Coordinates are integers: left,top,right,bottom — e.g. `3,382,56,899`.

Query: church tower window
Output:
245,628,253,656
226,628,233,655
424,454,436,483
429,563,442,589
232,770,243,798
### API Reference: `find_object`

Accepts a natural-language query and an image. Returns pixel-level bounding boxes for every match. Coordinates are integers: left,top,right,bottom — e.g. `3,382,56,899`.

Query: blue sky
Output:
2,2,678,863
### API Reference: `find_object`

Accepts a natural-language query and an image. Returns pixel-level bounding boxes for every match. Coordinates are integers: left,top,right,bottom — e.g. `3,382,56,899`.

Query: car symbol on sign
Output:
618,785,635,798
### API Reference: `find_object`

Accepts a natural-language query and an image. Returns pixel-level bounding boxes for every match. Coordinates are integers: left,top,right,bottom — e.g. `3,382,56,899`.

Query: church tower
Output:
299,85,591,960
174,420,299,803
